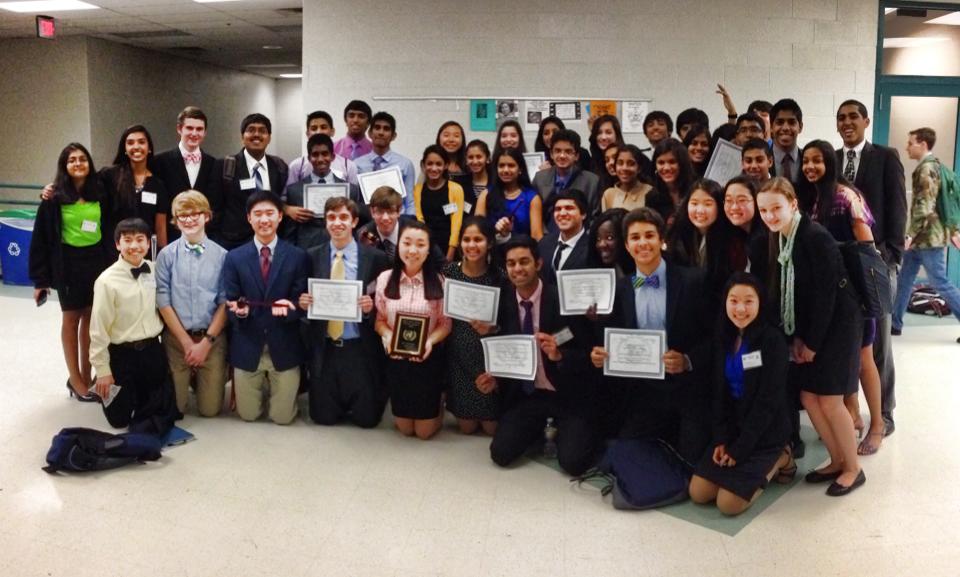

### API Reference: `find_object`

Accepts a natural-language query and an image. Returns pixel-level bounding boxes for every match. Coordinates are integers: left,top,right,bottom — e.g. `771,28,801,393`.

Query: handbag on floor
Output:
42,427,162,474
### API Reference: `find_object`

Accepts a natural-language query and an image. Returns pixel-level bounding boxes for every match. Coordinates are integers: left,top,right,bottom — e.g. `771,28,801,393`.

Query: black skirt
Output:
386,347,444,420
694,444,784,502
58,244,106,311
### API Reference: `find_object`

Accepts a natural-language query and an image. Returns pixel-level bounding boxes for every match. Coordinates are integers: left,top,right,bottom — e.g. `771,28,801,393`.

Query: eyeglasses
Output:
176,213,203,222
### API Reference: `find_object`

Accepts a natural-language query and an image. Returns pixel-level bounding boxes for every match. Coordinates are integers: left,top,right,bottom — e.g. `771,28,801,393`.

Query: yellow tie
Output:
327,251,345,340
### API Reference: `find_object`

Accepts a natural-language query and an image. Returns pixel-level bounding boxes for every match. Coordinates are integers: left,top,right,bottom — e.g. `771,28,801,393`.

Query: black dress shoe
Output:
805,468,842,484
891,327,902,336
826,469,866,496
791,439,806,460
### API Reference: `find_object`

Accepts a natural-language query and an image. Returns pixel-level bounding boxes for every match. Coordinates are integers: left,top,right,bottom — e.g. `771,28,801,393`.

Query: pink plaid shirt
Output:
375,269,450,335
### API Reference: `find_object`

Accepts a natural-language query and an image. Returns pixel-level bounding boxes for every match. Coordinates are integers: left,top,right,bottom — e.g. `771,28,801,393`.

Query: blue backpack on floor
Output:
573,438,693,510
42,427,162,473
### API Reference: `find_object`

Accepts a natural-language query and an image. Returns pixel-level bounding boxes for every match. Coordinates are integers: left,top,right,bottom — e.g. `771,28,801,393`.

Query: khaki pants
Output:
163,329,228,417
234,345,300,425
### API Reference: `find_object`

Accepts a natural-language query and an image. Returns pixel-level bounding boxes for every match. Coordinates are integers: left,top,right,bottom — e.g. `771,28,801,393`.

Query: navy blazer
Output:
207,151,288,246
836,142,907,266
304,240,391,381
152,147,216,243
281,174,370,251
537,228,593,286
222,238,309,372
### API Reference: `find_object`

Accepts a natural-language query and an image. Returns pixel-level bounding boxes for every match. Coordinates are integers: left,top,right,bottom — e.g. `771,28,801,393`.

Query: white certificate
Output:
307,278,363,322
443,278,500,324
358,165,406,204
703,138,743,186
523,151,546,179
604,328,666,379
482,335,538,381
303,183,348,216
556,268,616,316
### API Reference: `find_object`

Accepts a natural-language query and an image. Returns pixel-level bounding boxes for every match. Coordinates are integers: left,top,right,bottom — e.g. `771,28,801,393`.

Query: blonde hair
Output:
170,190,211,221
758,176,797,202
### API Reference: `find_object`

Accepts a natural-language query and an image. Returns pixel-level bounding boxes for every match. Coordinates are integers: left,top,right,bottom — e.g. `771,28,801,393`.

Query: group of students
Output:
27,92,960,516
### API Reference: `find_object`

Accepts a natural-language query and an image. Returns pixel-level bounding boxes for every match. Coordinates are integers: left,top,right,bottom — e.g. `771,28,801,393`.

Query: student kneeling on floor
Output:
89,218,177,429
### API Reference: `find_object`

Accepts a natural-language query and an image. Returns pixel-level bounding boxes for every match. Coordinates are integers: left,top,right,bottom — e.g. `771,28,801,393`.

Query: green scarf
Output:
777,211,803,336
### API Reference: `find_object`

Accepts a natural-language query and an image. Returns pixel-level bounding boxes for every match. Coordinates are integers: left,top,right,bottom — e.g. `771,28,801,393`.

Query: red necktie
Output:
260,246,271,283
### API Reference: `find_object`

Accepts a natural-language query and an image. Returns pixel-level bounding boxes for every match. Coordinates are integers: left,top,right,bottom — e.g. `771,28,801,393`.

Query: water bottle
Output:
543,417,558,459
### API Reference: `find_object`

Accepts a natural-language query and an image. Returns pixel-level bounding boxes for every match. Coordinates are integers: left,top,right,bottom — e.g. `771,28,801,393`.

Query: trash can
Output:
0,208,37,286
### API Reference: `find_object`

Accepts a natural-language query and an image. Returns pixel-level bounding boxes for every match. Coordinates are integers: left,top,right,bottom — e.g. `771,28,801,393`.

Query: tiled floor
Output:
1,283,959,576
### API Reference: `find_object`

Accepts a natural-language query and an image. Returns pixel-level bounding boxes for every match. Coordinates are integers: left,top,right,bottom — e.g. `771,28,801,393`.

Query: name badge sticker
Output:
239,178,256,191
141,191,157,205
552,326,574,346
81,220,98,233
742,350,763,370
442,203,459,216
464,202,473,214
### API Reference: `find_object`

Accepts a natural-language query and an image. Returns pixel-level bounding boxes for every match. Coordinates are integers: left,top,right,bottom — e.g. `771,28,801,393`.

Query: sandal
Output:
774,447,797,484
858,431,883,456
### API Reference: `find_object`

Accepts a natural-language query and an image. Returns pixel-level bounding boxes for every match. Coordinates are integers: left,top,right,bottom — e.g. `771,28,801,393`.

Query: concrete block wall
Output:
303,0,882,165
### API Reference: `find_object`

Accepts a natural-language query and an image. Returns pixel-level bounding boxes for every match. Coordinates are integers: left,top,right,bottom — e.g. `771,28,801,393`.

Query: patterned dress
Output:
442,261,503,420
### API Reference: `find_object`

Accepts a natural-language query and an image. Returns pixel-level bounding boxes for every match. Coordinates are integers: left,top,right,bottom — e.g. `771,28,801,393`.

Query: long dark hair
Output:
534,116,565,157
588,114,625,175
493,120,527,157
111,124,155,212
652,138,695,197
682,124,713,177
666,178,724,268
420,144,450,183
796,139,847,222
385,220,444,300
456,216,502,274
486,147,533,219
435,121,467,172
588,208,633,272
53,143,101,203
717,272,768,353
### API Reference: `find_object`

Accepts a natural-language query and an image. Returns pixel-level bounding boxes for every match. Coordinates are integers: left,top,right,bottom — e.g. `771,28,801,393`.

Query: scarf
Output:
777,210,803,336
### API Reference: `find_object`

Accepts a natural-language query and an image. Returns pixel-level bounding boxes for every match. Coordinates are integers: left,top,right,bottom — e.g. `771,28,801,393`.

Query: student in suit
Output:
155,191,228,417
207,113,288,250
355,112,416,215
333,100,373,161
357,186,446,269
741,138,774,184
152,106,215,243
835,99,906,437
282,133,368,251
532,130,600,229
537,189,593,286
414,145,465,262
754,177,865,496
100,125,170,250
590,208,711,463
689,273,796,516
298,197,391,427
288,110,359,186
480,235,598,476
89,218,177,429
30,143,111,401
533,115,592,172
222,190,309,425
769,99,803,182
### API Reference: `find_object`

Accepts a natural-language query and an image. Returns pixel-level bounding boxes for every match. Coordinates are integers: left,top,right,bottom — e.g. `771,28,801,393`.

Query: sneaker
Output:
891,327,902,336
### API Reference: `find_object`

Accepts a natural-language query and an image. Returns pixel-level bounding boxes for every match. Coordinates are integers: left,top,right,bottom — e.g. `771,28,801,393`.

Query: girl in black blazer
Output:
755,177,865,497
689,273,795,516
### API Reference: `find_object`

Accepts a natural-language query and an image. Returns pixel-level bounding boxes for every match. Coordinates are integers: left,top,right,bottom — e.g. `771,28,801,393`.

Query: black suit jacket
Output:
710,323,791,462
281,174,369,251
153,147,215,242
537,229,593,286
207,151,288,246
304,240,391,383
836,142,906,265
493,282,594,412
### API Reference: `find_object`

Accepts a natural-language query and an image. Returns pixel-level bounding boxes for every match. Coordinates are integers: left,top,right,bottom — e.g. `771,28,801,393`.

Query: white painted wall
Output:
303,0,882,159
272,78,304,163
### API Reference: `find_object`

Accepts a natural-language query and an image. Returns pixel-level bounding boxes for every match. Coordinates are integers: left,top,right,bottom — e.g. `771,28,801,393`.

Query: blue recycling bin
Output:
0,209,37,286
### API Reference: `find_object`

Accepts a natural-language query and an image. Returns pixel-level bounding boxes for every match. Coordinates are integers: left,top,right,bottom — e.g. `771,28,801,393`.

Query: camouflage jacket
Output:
908,156,947,248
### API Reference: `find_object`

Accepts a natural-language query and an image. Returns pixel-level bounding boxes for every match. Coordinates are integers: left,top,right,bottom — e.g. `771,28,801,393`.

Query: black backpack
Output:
907,285,952,317
43,427,162,474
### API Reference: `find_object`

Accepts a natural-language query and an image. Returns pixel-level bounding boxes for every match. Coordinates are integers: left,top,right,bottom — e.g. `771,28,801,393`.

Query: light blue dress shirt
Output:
355,149,416,215
155,235,228,331
330,239,361,340
633,259,668,331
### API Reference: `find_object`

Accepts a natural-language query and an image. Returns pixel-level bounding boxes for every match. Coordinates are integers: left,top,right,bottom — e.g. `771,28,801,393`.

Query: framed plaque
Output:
391,312,429,357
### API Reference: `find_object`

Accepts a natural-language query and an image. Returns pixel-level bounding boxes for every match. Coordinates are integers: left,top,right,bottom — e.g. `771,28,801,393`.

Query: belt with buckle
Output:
118,337,158,351
186,329,208,338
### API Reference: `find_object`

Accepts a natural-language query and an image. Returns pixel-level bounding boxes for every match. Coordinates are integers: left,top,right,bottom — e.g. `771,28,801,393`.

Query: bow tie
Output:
186,242,205,255
183,152,201,165
632,273,660,289
131,262,151,279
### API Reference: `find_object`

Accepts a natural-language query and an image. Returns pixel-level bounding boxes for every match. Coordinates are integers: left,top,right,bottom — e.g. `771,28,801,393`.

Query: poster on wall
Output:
496,99,519,126
550,101,581,122
470,99,497,132
588,100,617,120
524,101,550,132
622,101,650,134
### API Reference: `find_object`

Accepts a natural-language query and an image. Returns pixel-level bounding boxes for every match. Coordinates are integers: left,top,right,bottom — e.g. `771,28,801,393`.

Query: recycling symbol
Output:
7,242,19,257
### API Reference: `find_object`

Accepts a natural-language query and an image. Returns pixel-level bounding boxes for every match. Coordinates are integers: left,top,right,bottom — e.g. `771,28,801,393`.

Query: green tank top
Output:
60,201,102,247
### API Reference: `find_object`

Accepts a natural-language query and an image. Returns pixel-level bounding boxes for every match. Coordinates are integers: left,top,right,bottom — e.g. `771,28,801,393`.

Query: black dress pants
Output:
103,339,176,431
309,339,386,428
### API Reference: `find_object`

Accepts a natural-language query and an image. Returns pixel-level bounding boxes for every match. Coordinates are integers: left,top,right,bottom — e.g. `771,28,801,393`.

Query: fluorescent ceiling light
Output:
883,36,950,48
193,1,240,3
279,73,302,79
925,12,960,25
884,8,897,15
0,0,98,12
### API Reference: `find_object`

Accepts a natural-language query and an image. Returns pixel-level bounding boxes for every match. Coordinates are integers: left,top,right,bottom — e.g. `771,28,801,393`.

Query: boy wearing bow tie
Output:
155,191,229,417
90,218,176,428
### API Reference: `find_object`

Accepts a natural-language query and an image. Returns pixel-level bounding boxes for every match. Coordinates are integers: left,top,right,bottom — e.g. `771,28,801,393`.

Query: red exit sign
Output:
37,15,55,39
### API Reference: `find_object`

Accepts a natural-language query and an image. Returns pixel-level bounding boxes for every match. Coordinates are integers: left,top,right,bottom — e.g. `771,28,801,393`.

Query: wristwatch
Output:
204,332,217,343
